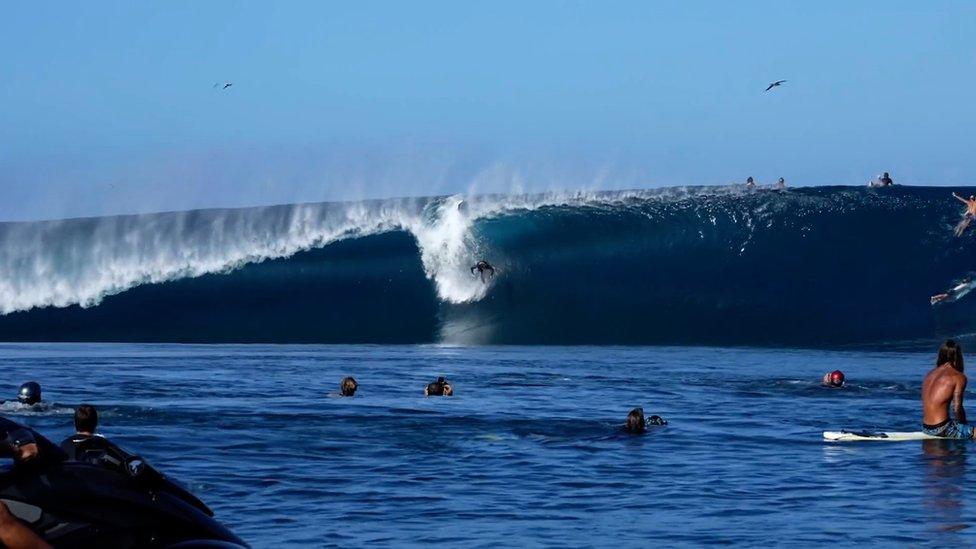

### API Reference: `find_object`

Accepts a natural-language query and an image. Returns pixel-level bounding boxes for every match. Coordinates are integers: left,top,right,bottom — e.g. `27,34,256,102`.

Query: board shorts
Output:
922,418,976,439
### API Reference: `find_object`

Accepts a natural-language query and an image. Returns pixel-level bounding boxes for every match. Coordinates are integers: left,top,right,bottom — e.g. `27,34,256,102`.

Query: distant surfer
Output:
625,407,667,434
745,176,755,190
775,177,786,189
471,261,495,283
822,370,845,388
339,377,358,397
868,172,894,188
952,193,976,237
922,340,976,439
931,276,974,306
425,377,454,397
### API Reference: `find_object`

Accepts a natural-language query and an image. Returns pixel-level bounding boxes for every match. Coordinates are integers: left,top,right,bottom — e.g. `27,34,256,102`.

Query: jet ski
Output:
0,420,247,548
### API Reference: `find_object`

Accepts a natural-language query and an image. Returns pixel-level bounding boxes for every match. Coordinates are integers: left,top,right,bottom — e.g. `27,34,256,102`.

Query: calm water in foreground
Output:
1,343,974,547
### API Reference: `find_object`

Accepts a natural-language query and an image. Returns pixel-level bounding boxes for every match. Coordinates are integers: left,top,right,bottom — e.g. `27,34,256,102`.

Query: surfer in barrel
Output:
921,339,976,439
471,260,496,283
952,192,976,237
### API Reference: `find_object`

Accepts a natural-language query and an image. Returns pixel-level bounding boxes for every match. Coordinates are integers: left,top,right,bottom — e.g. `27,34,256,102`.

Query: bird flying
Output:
764,80,787,92
213,82,233,90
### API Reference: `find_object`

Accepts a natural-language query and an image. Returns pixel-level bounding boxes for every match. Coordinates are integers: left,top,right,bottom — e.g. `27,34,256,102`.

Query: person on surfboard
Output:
922,340,976,439
952,193,976,237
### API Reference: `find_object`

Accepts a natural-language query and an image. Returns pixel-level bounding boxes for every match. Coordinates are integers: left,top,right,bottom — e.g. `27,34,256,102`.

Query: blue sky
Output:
2,1,974,220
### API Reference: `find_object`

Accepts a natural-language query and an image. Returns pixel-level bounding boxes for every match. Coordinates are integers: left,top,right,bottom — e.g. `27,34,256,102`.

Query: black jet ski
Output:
0,420,247,548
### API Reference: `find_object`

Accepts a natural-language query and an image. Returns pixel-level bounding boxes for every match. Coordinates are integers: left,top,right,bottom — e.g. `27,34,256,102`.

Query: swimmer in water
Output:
424,377,454,397
880,172,893,186
746,176,755,189
340,377,358,397
953,193,976,237
822,370,845,388
776,177,786,189
471,261,495,283
625,407,667,434
17,382,41,406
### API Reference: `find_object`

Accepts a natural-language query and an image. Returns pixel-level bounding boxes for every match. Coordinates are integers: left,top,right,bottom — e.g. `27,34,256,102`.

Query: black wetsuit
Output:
0,416,66,467
426,381,446,396
60,433,128,465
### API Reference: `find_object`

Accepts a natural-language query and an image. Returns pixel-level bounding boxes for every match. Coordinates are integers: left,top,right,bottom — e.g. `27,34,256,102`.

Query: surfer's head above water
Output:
626,408,646,434
425,377,453,397
822,370,845,388
340,377,358,397
938,339,964,372
17,382,41,406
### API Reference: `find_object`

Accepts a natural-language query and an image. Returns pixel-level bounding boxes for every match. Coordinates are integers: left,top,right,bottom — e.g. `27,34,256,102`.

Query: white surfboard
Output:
824,430,941,442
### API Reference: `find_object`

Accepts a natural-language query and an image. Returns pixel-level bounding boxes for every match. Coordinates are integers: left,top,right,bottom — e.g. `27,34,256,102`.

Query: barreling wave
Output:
1,185,975,346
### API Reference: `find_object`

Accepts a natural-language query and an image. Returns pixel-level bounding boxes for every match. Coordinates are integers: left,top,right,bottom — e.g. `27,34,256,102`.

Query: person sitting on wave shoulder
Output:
424,377,454,397
880,172,893,186
471,261,495,284
952,193,976,237
822,370,845,388
625,407,667,434
922,340,976,439
339,377,358,397
745,176,755,190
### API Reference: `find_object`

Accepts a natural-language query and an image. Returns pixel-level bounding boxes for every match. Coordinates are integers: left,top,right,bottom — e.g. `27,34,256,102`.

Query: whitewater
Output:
2,185,975,346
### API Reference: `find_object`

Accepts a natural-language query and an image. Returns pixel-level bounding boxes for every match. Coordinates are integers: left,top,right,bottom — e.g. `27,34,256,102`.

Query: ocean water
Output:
3,342,973,547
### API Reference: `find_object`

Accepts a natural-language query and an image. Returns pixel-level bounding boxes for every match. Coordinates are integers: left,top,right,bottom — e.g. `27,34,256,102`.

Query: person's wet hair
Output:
75,404,98,433
340,377,358,397
938,339,964,372
626,408,646,434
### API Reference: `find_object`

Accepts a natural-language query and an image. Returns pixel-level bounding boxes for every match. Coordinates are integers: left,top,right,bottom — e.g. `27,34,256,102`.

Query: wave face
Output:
1,186,975,346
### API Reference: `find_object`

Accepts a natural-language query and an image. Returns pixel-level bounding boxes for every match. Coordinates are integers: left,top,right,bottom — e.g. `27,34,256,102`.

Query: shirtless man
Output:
922,339,976,439
952,193,976,237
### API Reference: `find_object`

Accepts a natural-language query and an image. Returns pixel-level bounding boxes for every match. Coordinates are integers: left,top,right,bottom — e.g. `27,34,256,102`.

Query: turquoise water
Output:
2,343,973,546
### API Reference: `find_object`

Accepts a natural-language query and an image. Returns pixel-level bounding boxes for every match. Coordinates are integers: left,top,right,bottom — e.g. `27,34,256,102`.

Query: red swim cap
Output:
830,370,845,385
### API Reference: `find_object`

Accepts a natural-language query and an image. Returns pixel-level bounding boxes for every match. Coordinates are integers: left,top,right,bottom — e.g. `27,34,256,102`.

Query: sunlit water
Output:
2,343,974,546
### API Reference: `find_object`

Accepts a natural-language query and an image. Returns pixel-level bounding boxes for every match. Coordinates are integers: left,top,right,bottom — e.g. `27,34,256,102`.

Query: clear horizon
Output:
2,1,974,221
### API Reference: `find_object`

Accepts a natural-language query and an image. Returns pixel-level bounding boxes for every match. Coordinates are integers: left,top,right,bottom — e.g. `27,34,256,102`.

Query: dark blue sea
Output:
3,342,974,547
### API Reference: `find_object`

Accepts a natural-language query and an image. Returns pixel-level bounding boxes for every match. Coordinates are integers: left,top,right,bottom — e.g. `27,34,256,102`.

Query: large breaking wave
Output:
1,185,975,346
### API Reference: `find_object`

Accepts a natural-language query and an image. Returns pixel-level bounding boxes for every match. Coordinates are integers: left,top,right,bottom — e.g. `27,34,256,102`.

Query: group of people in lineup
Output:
744,176,787,190
0,338,973,546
